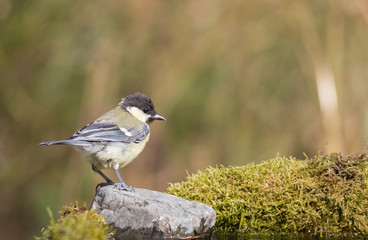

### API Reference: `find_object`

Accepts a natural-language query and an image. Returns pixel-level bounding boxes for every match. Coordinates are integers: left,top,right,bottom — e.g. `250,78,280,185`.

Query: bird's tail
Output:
38,139,88,146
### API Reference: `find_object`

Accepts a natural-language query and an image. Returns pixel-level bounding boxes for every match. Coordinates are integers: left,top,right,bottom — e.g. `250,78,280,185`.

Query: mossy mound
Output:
36,201,111,240
167,153,368,237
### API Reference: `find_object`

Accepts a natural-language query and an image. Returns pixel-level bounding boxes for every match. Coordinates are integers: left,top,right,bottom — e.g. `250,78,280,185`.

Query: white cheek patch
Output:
126,106,150,123
119,127,133,136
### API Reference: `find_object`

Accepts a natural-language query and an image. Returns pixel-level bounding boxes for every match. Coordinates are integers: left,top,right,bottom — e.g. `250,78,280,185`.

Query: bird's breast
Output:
93,135,150,169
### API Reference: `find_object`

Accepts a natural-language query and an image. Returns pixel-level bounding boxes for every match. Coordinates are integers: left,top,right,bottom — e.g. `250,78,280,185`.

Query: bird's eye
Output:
143,108,149,113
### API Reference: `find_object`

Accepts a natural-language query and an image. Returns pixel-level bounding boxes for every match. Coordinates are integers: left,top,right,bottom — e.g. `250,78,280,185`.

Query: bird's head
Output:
120,92,166,124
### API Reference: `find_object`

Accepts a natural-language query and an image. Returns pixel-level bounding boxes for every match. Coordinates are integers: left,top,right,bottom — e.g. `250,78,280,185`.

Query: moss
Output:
36,201,112,240
167,153,368,237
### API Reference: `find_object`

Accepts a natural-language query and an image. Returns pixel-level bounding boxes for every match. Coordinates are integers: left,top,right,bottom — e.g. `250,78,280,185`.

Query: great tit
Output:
39,92,166,191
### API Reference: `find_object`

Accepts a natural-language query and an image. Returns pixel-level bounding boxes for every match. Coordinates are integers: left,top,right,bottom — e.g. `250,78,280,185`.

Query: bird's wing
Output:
70,120,149,143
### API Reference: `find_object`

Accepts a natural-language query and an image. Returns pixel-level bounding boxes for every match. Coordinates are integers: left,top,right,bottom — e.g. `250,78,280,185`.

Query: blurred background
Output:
1,0,368,239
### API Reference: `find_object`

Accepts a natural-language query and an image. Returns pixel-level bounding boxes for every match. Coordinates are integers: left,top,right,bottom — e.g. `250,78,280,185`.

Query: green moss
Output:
36,201,112,240
167,153,368,237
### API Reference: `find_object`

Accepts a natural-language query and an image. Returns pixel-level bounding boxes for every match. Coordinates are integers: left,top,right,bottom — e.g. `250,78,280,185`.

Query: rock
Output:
91,185,216,239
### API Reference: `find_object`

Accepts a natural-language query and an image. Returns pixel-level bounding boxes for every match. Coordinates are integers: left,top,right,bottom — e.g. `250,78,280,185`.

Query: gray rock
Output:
91,186,216,239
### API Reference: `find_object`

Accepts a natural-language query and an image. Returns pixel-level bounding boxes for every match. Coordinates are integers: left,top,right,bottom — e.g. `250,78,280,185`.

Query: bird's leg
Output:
92,164,114,183
112,162,134,192
92,164,114,191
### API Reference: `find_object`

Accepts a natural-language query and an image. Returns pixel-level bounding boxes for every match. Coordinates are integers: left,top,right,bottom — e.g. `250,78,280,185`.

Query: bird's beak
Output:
153,114,166,121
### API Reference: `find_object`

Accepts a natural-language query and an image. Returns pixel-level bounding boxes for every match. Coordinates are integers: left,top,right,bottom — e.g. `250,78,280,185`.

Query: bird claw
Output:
95,181,114,191
95,181,134,192
113,183,134,192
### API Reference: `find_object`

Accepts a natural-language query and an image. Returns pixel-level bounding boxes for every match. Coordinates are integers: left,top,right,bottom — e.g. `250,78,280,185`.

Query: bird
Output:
39,92,166,191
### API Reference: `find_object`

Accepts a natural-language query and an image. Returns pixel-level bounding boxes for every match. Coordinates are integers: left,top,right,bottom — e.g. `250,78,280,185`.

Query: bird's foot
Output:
95,181,114,191
95,180,134,192
113,182,134,192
